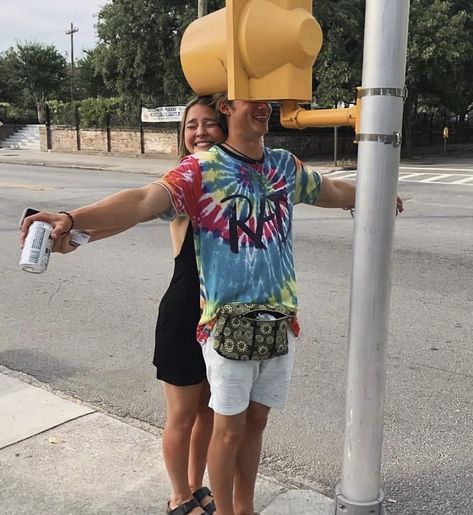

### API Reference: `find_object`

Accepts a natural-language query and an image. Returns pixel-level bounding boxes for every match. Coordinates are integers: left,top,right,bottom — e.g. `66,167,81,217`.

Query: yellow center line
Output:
0,182,50,190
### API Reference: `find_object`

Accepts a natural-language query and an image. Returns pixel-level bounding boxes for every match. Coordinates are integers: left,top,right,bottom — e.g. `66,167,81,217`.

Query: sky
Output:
0,0,107,60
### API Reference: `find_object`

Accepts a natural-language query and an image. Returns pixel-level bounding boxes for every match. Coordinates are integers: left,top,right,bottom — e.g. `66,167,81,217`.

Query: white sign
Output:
141,106,186,123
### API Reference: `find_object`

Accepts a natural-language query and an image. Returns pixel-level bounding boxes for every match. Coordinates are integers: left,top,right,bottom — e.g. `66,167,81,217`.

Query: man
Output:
22,97,402,515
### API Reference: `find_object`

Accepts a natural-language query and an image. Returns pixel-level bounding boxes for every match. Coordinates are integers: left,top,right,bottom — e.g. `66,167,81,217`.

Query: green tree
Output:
312,0,364,108
94,0,190,105
93,0,224,106
0,49,18,103
0,42,67,122
404,0,473,154
75,48,113,99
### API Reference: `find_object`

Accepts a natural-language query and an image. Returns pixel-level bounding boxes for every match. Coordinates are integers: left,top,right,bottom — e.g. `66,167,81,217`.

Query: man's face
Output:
227,100,272,138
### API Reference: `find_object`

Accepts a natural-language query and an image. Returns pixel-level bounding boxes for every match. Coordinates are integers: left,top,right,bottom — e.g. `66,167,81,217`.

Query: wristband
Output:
59,211,75,234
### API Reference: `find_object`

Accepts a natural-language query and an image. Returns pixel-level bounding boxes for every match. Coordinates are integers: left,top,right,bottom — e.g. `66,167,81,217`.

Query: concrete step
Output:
1,125,40,150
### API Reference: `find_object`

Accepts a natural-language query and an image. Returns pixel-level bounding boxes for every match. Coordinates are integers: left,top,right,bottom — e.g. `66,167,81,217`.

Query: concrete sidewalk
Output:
0,368,334,515
0,148,178,176
0,148,341,176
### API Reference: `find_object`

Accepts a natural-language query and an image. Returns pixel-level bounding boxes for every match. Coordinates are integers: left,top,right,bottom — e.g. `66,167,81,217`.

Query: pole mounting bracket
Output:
355,131,402,147
357,87,408,100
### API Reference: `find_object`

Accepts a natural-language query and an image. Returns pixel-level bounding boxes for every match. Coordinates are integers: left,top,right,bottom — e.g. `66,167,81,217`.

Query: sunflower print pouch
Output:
212,303,291,361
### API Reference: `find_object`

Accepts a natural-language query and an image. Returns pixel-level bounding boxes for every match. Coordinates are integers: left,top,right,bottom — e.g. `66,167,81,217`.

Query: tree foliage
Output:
312,0,364,107
75,48,113,100
403,0,473,153
0,49,23,104
94,0,189,105
406,0,473,114
0,42,67,122
90,0,224,106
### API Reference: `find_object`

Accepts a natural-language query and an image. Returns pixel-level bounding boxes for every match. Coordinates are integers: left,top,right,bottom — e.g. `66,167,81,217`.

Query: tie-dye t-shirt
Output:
158,145,322,343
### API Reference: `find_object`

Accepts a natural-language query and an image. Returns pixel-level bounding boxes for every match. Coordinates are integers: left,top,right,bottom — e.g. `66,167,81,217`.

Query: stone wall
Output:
266,130,357,159
42,127,179,156
40,125,356,159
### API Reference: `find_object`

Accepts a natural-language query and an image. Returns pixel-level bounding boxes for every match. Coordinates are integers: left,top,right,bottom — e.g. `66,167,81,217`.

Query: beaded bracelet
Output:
58,211,75,234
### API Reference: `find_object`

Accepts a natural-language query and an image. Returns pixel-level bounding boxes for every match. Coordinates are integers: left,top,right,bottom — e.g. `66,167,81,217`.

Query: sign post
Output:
443,126,449,154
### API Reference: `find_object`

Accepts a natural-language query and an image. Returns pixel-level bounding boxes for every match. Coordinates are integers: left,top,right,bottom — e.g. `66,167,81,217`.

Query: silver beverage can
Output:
19,221,53,273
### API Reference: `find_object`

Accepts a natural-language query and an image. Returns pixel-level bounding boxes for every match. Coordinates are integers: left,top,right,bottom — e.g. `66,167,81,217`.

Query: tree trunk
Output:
36,95,46,124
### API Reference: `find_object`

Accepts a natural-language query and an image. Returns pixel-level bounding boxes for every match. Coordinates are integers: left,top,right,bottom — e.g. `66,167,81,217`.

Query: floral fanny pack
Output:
212,303,293,361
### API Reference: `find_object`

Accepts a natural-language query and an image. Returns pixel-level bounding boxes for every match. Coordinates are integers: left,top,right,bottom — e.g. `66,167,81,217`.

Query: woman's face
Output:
184,103,225,154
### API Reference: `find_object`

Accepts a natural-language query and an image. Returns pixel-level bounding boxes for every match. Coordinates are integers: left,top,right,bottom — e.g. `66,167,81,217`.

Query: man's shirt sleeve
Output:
155,156,202,220
293,156,323,205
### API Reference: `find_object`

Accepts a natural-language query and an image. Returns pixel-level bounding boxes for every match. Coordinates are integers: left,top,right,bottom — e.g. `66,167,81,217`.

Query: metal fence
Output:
0,105,38,124
412,111,473,146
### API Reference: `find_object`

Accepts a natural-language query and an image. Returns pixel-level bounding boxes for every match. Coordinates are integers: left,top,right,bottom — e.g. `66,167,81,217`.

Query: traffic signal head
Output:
180,0,323,102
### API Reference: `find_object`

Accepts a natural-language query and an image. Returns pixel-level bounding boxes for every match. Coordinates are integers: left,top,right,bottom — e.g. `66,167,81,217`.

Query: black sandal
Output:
193,487,216,514
167,498,205,515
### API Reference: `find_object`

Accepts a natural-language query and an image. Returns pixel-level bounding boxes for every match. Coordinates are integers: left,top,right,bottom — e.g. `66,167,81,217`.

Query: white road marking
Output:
328,170,473,186
450,175,473,184
398,173,426,180
419,174,453,183
399,166,473,172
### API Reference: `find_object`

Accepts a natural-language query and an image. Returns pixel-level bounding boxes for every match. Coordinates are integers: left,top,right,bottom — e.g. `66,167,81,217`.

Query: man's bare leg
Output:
208,410,247,515
233,402,270,515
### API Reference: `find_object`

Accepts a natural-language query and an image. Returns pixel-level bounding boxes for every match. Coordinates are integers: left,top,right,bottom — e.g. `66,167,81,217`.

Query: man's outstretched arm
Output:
20,182,173,249
315,176,404,214
315,176,356,209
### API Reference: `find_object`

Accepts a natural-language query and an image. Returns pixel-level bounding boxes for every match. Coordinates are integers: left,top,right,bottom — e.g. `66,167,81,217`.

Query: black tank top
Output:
153,221,204,383
168,220,200,294
155,221,200,328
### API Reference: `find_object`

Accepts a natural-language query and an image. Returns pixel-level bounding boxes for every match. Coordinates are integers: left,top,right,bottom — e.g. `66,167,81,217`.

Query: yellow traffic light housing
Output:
180,0,322,102
180,0,360,131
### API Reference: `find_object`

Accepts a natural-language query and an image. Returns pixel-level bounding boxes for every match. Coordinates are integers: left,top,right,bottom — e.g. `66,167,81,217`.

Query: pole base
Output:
334,483,385,515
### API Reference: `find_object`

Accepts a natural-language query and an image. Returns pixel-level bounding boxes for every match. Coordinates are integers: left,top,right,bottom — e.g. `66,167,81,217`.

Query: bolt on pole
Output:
335,1,410,514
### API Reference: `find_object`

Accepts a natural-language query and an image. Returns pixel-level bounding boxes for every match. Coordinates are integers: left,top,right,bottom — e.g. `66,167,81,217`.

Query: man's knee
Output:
246,402,270,433
212,412,247,446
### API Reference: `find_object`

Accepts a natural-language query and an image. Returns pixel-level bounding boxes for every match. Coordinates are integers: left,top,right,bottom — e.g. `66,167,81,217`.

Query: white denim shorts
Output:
202,333,296,416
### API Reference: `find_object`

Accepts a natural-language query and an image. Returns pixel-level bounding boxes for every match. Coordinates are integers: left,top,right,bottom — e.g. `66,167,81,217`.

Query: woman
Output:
60,97,226,515
155,97,225,515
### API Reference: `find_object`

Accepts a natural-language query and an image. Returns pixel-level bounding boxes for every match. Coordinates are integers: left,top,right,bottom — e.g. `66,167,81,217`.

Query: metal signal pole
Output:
335,1,410,514
65,22,79,101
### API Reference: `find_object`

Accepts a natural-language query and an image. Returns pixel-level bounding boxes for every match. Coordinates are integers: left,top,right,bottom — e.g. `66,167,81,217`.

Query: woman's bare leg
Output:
162,381,207,514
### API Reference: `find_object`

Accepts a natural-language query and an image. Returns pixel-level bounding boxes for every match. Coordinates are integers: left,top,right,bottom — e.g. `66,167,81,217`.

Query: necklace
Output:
221,143,264,164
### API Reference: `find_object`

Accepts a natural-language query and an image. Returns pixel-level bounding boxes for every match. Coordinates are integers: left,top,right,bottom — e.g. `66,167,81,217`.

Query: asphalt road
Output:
1,162,472,514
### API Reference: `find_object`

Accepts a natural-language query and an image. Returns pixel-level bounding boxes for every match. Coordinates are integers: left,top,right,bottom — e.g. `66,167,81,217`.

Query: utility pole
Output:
197,0,208,18
334,1,410,514
65,22,79,102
